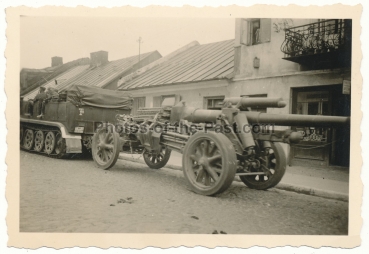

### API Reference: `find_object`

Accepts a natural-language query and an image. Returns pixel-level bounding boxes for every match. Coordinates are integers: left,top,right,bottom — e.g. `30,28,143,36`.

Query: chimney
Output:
90,50,109,67
51,56,63,67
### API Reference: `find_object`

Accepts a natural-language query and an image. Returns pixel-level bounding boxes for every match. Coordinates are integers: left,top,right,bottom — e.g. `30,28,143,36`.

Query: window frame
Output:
241,18,271,46
204,96,225,110
132,96,146,115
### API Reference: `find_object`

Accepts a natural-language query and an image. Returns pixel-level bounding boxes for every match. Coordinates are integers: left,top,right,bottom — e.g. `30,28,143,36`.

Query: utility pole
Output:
137,36,143,68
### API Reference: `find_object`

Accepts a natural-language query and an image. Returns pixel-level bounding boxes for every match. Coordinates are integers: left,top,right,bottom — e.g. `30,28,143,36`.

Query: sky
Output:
20,17,235,69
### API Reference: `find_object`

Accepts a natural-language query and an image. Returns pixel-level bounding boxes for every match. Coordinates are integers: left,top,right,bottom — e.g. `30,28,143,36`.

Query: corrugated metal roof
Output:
119,39,234,90
20,58,91,96
23,65,90,100
56,51,159,91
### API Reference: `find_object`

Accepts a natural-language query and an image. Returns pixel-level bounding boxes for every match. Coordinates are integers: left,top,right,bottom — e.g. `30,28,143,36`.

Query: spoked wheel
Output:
143,146,171,169
54,132,70,159
44,131,56,155
23,129,34,150
33,130,45,152
239,142,286,190
182,132,237,196
92,125,120,170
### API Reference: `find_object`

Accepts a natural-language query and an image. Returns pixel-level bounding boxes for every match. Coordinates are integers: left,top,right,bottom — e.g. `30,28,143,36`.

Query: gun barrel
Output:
223,97,287,109
187,109,222,123
244,112,350,127
170,102,350,127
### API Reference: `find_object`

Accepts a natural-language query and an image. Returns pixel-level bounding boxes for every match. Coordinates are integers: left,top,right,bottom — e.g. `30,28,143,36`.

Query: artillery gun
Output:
92,97,350,196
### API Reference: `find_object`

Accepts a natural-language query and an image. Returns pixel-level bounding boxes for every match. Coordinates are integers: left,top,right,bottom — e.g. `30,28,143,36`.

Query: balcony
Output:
280,19,352,69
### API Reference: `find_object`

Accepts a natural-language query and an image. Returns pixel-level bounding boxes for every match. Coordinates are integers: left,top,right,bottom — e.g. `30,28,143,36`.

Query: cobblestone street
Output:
20,151,348,234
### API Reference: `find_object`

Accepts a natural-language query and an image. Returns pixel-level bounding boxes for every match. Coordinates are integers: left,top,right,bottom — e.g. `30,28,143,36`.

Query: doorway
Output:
291,84,350,167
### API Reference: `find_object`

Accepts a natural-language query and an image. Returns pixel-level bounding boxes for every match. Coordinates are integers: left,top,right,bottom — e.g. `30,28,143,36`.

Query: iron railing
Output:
281,19,351,58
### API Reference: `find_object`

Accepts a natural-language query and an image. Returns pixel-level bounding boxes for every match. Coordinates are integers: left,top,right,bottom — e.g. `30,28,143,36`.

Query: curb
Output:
274,183,348,202
118,155,348,202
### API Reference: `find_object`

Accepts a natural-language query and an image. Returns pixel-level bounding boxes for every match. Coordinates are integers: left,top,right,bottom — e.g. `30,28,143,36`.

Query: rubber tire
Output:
240,142,286,190
143,147,172,169
182,132,237,196
92,126,120,170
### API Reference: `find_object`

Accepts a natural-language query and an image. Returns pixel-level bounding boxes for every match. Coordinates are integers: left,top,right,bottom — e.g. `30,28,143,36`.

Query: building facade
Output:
118,40,235,115
231,18,351,167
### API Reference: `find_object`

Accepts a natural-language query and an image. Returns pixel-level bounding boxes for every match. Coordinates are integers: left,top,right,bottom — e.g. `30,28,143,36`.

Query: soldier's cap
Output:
40,86,46,91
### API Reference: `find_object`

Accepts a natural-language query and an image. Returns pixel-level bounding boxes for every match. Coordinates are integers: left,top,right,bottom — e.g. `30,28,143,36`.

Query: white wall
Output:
128,79,230,109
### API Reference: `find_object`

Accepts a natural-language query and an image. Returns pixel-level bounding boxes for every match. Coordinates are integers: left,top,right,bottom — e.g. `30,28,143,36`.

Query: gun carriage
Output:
92,97,350,196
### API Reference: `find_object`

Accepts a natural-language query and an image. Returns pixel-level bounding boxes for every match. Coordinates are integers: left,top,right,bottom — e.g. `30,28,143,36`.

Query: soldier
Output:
46,87,59,100
34,86,47,118
37,87,59,118
25,86,47,116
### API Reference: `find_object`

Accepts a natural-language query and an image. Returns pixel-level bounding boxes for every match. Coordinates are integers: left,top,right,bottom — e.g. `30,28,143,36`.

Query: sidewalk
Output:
119,151,349,201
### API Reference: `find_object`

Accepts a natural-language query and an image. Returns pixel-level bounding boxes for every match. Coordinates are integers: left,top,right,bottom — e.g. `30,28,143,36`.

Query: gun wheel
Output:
182,132,237,196
92,125,120,170
239,142,286,190
143,146,171,169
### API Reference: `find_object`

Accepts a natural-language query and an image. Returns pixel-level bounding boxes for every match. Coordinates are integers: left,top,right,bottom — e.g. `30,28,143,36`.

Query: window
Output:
132,97,145,115
250,20,261,45
294,90,330,143
153,94,182,107
241,94,267,113
296,91,329,116
161,96,176,107
239,18,271,46
204,96,225,110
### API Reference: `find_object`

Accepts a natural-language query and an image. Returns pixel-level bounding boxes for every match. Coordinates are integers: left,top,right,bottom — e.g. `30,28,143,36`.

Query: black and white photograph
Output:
3,2,365,251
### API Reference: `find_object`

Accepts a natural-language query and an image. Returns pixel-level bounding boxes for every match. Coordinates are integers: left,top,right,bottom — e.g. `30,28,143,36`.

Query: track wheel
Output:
92,125,120,170
182,132,237,196
34,130,45,152
44,131,56,155
55,132,70,159
143,146,171,169
23,129,34,150
239,142,286,190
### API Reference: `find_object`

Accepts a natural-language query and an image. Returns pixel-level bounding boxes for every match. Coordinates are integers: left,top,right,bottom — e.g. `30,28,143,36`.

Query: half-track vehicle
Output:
91,97,350,196
20,85,133,158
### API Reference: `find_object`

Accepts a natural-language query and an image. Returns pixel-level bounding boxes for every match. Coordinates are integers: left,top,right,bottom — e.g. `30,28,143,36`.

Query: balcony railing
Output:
280,19,351,68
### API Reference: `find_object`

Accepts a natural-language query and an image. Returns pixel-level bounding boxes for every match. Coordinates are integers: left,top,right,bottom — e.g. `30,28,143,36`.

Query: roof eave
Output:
118,76,232,91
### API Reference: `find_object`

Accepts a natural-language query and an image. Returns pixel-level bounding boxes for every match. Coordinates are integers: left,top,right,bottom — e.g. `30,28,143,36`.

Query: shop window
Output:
240,18,271,46
204,96,225,110
295,90,329,143
241,94,267,113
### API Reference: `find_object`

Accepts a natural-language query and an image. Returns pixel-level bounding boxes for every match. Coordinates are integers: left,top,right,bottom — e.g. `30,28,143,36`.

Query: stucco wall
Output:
127,79,230,109
234,18,319,79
